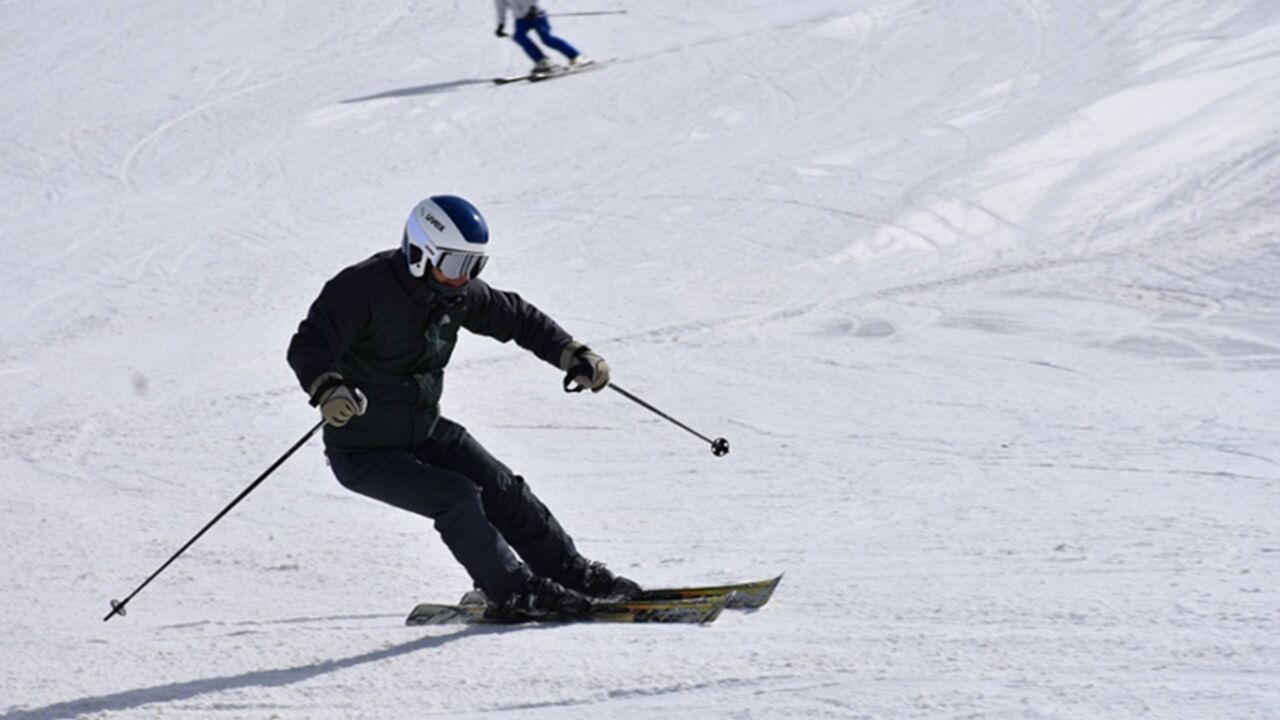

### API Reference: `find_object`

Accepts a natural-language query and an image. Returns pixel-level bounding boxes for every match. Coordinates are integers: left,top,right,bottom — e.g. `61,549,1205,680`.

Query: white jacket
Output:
495,0,540,25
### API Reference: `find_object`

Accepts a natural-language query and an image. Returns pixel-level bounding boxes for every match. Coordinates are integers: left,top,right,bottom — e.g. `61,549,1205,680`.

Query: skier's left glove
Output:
560,341,610,393
495,24,507,37
308,372,368,427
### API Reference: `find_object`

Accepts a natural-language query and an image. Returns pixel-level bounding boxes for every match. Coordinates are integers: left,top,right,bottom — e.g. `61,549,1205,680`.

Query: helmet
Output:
401,195,489,279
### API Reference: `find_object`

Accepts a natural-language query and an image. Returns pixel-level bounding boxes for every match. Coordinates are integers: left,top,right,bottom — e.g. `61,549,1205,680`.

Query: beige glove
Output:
308,372,368,427
559,341,610,393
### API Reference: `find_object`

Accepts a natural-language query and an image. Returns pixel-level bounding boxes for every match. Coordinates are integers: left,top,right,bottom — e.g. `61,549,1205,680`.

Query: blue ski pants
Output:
512,12,579,62
326,417,583,603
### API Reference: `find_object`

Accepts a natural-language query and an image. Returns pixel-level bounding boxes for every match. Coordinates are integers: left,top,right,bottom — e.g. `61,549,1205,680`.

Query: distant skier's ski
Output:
493,71,543,85
456,574,782,611
406,596,726,626
493,60,604,85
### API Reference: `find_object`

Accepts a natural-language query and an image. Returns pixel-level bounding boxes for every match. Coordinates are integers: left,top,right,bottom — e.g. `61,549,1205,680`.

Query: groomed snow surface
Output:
2,1,1278,718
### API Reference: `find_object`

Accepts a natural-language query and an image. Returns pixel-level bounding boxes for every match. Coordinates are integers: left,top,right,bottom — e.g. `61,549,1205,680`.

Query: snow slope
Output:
2,0,1278,717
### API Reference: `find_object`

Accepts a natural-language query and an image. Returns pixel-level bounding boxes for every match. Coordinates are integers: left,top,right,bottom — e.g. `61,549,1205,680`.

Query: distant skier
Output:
494,0,589,75
287,195,640,617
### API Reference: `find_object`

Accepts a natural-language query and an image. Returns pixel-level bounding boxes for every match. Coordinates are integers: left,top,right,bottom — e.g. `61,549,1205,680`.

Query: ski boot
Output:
565,560,642,601
531,57,556,77
486,575,590,620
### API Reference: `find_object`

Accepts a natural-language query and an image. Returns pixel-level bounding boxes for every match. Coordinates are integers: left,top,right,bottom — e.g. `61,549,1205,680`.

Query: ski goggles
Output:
432,248,488,279
404,231,489,279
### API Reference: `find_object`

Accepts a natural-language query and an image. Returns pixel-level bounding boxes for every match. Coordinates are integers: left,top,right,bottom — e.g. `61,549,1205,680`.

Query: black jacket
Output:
287,249,573,451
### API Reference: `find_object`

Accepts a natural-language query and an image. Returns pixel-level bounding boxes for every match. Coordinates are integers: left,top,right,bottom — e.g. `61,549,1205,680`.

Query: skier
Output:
493,0,589,75
287,195,640,617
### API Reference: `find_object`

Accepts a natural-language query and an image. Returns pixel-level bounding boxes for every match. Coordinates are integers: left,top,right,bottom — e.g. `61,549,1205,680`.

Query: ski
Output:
406,596,726,626
638,574,783,609
493,60,604,85
493,72,542,85
456,574,782,611
529,60,600,82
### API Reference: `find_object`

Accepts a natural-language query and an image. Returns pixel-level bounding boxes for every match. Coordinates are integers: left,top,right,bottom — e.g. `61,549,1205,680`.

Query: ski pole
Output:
104,418,325,622
608,383,730,457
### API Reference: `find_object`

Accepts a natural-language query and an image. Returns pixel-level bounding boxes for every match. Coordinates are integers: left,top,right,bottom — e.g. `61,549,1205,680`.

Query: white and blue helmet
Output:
402,195,490,279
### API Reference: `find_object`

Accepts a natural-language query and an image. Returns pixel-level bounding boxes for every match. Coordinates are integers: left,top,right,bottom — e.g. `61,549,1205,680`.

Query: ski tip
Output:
723,574,784,610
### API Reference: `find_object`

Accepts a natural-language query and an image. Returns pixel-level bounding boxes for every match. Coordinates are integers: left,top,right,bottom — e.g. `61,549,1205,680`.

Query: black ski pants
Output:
326,417,582,602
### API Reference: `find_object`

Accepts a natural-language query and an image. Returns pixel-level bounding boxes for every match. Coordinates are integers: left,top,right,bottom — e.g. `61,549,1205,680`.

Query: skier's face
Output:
430,264,470,288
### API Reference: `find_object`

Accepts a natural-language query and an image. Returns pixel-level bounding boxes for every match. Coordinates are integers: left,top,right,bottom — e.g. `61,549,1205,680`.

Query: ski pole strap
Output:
563,369,587,393
561,345,592,393
308,374,348,406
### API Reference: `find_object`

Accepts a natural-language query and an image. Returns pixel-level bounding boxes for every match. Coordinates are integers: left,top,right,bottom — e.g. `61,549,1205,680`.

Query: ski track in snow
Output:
2,0,1280,718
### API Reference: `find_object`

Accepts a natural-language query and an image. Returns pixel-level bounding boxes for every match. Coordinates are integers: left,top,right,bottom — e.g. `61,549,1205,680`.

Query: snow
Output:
2,0,1279,717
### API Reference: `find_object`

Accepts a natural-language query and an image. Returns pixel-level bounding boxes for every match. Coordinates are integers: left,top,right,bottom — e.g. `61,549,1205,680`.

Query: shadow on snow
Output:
341,78,493,103
1,624,543,719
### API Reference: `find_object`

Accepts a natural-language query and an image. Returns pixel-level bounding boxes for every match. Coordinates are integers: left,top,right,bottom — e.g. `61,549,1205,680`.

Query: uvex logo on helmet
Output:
402,195,491,280
423,212,446,233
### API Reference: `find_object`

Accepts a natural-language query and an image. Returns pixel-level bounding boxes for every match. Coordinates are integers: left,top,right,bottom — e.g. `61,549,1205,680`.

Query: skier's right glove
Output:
495,24,507,38
560,342,611,393
308,372,368,427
